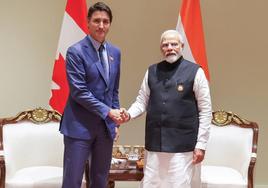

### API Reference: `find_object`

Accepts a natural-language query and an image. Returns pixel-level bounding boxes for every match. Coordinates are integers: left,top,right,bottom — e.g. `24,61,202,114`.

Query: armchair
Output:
201,110,259,188
0,108,88,188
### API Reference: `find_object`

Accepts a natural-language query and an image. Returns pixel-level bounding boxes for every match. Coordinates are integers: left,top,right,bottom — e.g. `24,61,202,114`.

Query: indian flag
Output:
176,0,210,80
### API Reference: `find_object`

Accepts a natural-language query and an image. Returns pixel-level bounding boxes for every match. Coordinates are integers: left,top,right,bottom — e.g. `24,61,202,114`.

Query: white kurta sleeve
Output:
193,68,212,150
128,70,150,119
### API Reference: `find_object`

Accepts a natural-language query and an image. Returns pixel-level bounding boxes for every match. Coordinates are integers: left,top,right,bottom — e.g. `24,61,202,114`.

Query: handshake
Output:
108,108,130,125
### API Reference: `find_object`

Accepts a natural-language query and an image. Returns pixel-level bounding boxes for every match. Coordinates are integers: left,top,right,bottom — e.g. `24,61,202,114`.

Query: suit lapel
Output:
106,43,115,83
83,37,98,62
83,37,109,86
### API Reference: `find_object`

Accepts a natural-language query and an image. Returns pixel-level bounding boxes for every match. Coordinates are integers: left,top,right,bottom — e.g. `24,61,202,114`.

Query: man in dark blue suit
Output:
60,2,122,188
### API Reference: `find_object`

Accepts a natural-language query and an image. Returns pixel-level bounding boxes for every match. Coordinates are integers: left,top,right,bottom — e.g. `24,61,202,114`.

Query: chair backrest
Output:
0,108,63,178
203,110,258,183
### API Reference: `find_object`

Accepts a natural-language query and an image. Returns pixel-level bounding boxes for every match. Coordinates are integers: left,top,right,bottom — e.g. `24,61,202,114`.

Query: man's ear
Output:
87,17,90,25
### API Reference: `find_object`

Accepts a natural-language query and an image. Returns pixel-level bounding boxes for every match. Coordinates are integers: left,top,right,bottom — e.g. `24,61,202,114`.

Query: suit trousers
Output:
140,150,201,188
62,123,113,188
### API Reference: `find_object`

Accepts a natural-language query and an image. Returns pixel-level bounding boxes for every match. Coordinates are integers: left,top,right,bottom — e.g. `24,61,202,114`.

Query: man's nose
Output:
99,22,104,28
167,45,174,50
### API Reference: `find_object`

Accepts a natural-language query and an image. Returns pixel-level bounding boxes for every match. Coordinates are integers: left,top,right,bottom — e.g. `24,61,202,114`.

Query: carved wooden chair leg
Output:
107,180,115,188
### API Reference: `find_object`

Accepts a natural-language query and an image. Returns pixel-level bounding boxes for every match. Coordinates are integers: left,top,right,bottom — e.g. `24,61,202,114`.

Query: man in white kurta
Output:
123,30,212,188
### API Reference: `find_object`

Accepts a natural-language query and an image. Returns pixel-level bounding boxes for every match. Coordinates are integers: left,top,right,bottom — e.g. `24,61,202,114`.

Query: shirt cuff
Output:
195,141,207,151
128,109,138,119
102,106,111,120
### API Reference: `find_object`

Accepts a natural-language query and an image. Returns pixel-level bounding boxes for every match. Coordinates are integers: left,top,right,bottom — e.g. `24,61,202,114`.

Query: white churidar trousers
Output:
140,150,201,188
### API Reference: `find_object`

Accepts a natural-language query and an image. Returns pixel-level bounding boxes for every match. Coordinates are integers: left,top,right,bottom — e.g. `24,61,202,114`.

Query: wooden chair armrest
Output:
0,152,6,188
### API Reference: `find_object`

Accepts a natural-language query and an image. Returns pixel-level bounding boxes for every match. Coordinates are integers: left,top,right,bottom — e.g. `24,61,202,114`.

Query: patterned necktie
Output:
99,44,109,80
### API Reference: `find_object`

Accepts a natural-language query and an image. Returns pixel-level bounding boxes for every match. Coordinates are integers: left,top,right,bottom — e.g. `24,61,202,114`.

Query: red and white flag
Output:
49,0,88,114
176,0,210,80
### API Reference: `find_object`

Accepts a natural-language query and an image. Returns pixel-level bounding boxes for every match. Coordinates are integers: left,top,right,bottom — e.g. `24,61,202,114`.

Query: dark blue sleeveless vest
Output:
146,59,200,153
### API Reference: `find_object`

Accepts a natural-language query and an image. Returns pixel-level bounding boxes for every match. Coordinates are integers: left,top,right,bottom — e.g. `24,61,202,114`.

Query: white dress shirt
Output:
128,67,212,150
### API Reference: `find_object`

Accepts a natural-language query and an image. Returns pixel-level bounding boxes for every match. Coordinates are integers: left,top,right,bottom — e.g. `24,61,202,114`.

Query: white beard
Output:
165,53,181,63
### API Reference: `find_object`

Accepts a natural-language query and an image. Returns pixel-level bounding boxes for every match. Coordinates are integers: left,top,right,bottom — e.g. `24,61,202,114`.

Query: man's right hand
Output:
108,109,122,125
108,108,130,125
119,108,130,122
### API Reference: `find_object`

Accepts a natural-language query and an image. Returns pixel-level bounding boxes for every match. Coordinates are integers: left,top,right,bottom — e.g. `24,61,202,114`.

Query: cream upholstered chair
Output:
201,110,259,188
0,108,88,188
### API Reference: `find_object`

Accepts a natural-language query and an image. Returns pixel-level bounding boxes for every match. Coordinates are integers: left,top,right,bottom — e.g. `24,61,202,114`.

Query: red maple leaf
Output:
49,53,69,114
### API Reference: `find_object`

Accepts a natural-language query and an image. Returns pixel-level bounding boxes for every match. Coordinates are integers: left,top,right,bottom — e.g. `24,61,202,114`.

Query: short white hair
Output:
160,30,184,44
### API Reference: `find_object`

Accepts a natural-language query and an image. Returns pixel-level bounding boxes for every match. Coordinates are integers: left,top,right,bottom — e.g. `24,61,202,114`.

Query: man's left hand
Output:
192,148,205,164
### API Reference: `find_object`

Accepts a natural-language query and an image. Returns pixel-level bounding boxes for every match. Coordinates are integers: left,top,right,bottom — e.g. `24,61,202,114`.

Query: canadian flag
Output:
176,0,210,80
49,0,88,114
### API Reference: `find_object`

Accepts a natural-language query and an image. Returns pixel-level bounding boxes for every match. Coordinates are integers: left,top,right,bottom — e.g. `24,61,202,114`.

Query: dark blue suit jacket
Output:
60,36,121,140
